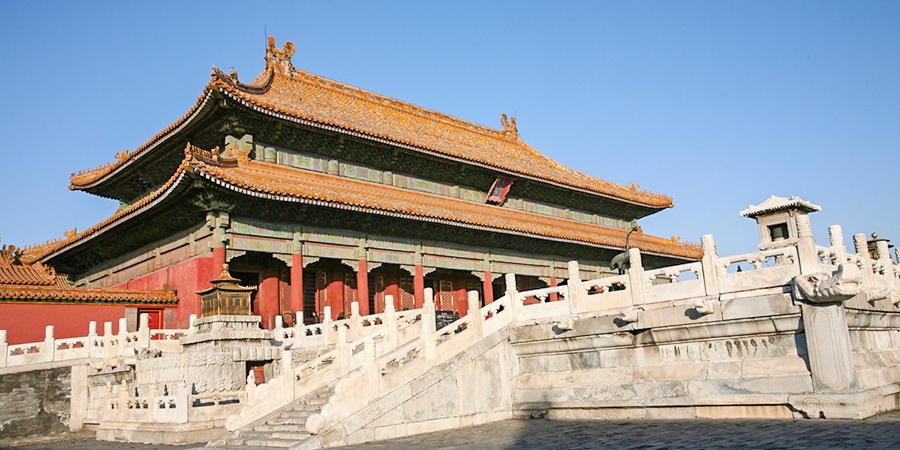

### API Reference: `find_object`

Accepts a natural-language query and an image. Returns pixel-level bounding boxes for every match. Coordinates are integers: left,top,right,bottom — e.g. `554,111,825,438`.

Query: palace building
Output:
12,38,699,337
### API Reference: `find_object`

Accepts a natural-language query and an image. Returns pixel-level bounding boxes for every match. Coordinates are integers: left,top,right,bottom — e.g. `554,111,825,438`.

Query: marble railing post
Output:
282,349,296,401
350,301,361,340
701,235,719,298
118,318,128,356
876,240,896,293
505,273,518,322
467,291,483,340
322,306,332,345
103,322,114,358
567,261,582,314
422,305,436,365
88,321,101,358
423,287,435,318
175,381,189,424
854,234,874,290
294,311,304,345
384,296,398,349
628,248,645,306
829,225,846,264
795,215,821,274
365,339,379,401
189,314,198,332
147,381,159,422
44,325,55,362
274,315,284,342
0,330,7,367
118,380,128,421
138,313,150,349
338,324,350,375
798,216,857,393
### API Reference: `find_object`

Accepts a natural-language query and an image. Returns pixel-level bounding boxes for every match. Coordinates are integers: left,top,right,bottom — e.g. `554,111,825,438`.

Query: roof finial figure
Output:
266,36,295,74
500,114,518,138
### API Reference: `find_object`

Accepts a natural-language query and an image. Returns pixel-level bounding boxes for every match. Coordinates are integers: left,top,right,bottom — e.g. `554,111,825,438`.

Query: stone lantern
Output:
740,195,821,250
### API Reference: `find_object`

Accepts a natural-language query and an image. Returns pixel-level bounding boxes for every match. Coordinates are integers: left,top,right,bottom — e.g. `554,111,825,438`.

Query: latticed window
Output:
375,275,386,313
437,280,454,311
315,271,328,318
280,267,291,316
343,273,357,316
399,277,415,310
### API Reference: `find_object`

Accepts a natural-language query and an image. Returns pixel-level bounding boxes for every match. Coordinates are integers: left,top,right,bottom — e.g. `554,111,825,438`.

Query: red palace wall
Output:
0,303,129,345
111,255,216,329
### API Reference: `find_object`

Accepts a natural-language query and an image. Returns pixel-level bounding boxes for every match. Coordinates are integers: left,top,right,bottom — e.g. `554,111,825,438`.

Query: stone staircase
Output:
213,384,334,448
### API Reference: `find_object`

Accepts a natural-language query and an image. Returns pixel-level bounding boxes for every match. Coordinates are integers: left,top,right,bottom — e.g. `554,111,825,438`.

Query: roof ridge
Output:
284,70,515,144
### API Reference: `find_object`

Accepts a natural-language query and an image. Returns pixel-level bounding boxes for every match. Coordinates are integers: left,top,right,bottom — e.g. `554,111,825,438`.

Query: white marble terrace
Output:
4,211,900,444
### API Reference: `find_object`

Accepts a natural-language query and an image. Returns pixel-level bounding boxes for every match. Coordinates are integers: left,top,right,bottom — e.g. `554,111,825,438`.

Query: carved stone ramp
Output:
293,327,515,449
210,383,334,448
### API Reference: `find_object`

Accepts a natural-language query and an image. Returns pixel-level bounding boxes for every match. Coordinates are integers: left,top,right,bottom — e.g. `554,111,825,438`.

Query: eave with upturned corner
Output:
32,144,701,274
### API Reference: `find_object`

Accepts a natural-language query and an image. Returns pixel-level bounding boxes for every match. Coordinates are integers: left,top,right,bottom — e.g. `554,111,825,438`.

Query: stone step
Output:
253,423,307,432
242,438,296,447
280,409,315,419
243,430,312,441
289,402,326,412
267,415,310,425
239,430,311,443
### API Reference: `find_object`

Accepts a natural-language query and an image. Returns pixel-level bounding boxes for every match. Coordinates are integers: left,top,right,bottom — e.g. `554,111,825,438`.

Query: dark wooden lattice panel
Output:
375,276,385,313
315,271,328,318
399,277,415,311
438,280,454,312
280,267,291,314
343,272,357,316
368,275,376,315
302,270,317,322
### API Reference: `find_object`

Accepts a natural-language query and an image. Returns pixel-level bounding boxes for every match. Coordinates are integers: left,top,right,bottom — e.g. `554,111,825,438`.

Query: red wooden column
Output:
413,247,425,308
357,259,369,316
212,247,226,272
548,261,559,302
414,267,425,309
259,268,280,329
291,254,303,323
209,211,228,317
482,269,494,304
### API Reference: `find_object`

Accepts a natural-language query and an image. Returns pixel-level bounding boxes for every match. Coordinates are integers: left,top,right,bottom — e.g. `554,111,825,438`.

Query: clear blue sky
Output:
0,1,897,260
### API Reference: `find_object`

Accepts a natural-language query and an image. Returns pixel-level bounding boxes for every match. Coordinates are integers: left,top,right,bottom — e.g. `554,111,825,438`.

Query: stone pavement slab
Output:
9,411,900,450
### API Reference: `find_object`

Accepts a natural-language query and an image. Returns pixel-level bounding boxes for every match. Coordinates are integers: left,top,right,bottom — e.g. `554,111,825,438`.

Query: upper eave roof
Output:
69,46,673,209
32,145,700,265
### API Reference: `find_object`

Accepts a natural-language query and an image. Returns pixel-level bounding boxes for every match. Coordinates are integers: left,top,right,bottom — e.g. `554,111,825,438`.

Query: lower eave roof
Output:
0,284,178,304
27,145,702,265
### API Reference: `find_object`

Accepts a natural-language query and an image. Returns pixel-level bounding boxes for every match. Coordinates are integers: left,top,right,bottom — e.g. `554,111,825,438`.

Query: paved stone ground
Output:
10,411,900,450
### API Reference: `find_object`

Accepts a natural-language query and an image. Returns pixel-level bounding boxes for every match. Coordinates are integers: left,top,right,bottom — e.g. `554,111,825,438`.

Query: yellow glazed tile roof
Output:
70,38,672,209
0,284,178,304
35,145,700,264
